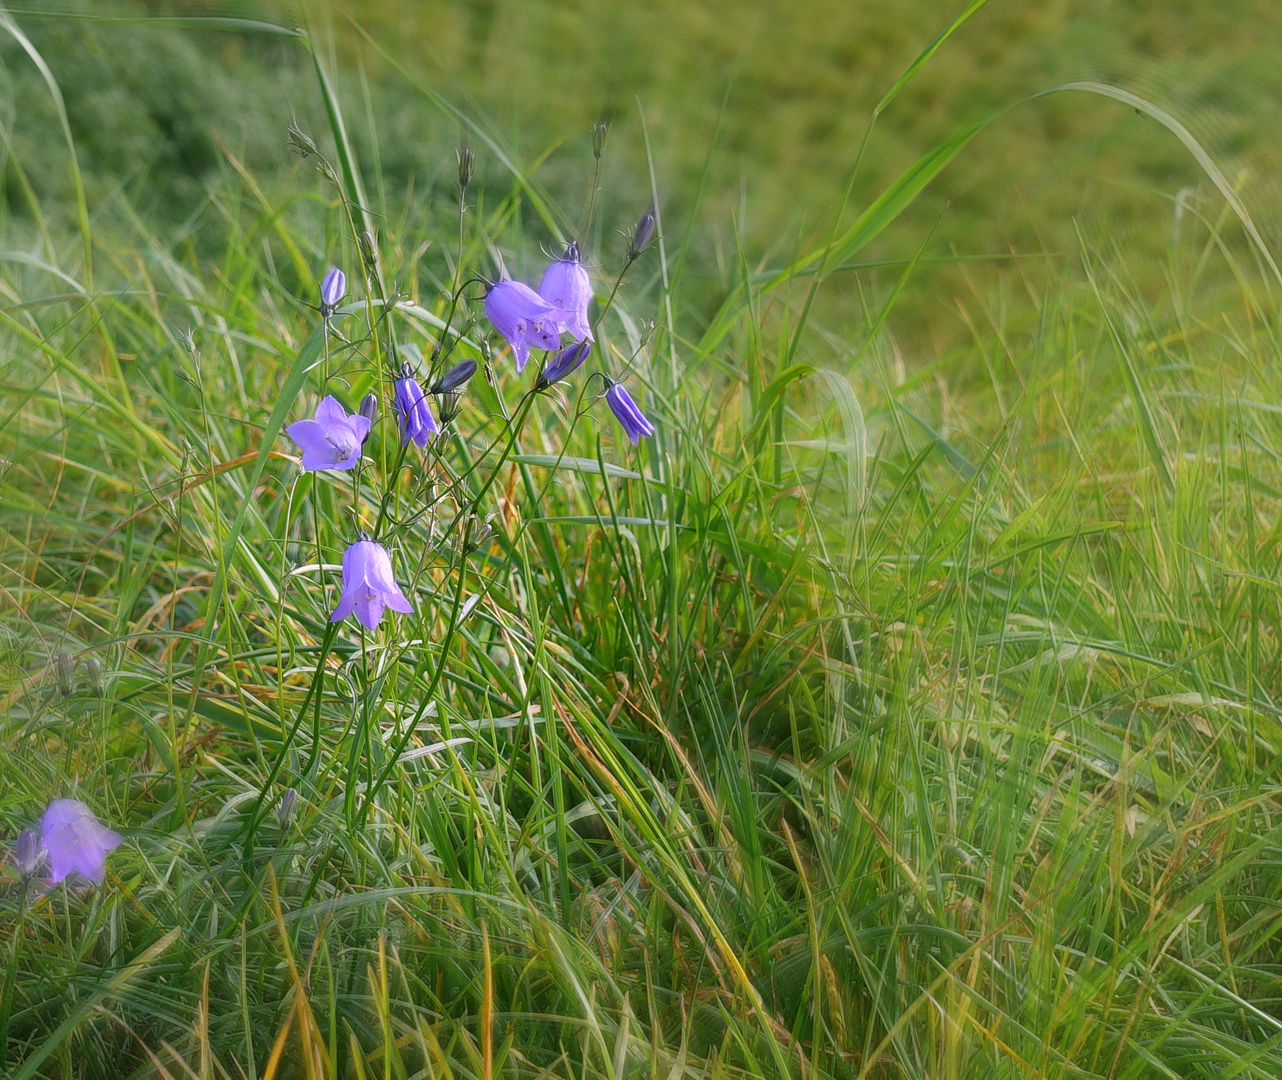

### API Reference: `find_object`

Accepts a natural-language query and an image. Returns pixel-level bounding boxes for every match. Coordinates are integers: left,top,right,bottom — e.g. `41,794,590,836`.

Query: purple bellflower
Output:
537,340,591,390
41,799,122,884
286,396,370,471
605,381,656,445
484,280,560,372
394,368,439,446
538,242,593,342
320,267,346,317
330,539,414,632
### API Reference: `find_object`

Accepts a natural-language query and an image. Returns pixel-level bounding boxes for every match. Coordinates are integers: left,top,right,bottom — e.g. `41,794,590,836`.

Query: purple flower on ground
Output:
484,280,560,372
605,381,656,445
537,340,591,390
285,396,370,471
41,799,122,884
320,267,346,317
330,540,414,632
538,242,593,342
394,370,438,447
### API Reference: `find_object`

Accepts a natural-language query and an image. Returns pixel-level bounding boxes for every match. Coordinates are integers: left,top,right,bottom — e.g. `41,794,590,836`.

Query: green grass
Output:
4,3,1282,1079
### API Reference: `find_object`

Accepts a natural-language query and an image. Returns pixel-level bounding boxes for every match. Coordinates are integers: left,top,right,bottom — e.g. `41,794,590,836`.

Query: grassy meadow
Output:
4,1,1282,1078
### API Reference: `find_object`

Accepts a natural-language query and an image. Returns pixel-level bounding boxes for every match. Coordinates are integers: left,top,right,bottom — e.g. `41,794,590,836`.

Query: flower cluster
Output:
283,166,660,637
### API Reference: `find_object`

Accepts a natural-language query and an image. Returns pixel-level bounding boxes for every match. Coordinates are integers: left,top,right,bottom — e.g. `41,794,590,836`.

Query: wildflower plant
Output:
257,123,665,839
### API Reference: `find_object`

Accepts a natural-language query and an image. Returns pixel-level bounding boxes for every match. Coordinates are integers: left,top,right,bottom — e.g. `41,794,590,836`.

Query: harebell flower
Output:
42,799,123,883
286,396,370,471
485,281,560,371
394,368,439,446
539,242,593,342
605,381,656,445
331,540,414,632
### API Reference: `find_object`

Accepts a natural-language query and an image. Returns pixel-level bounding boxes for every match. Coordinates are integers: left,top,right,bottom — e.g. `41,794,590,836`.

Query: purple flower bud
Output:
629,212,655,259
359,392,378,426
604,381,656,445
285,396,371,471
330,539,414,632
538,243,593,342
537,340,591,390
320,267,346,317
393,370,438,447
14,827,44,880
430,359,477,395
41,799,122,884
276,788,298,831
484,280,560,372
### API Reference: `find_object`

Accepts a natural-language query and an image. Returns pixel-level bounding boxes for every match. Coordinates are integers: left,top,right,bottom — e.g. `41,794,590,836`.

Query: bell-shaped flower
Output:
536,340,591,390
286,396,370,471
42,799,122,884
484,280,560,371
330,539,414,632
538,243,593,342
320,267,346,317
394,370,439,447
604,381,656,445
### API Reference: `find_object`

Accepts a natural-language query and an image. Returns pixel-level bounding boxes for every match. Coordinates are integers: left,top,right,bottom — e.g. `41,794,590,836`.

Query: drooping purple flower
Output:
604,381,656,445
320,267,346,317
394,369,438,447
484,280,561,372
285,396,370,471
537,340,591,390
330,539,414,632
538,243,593,342
41,799,122,884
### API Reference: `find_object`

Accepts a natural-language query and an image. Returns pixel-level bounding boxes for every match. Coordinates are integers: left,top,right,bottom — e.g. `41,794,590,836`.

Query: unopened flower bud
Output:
536,340,591,390
55,652,75,697
14,828,44,880
357,231,378,276
359,393,378,425
629,211,656,259
83,657,104,696
431,360,477,427
592,122,609,161
430,359,477,395
457,147,475,192
319,267,346,318
276,788,298,831
463,518,493,555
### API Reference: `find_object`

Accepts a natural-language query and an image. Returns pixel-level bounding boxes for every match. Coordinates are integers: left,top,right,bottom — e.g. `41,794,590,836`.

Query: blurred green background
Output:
4,0,1282,347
